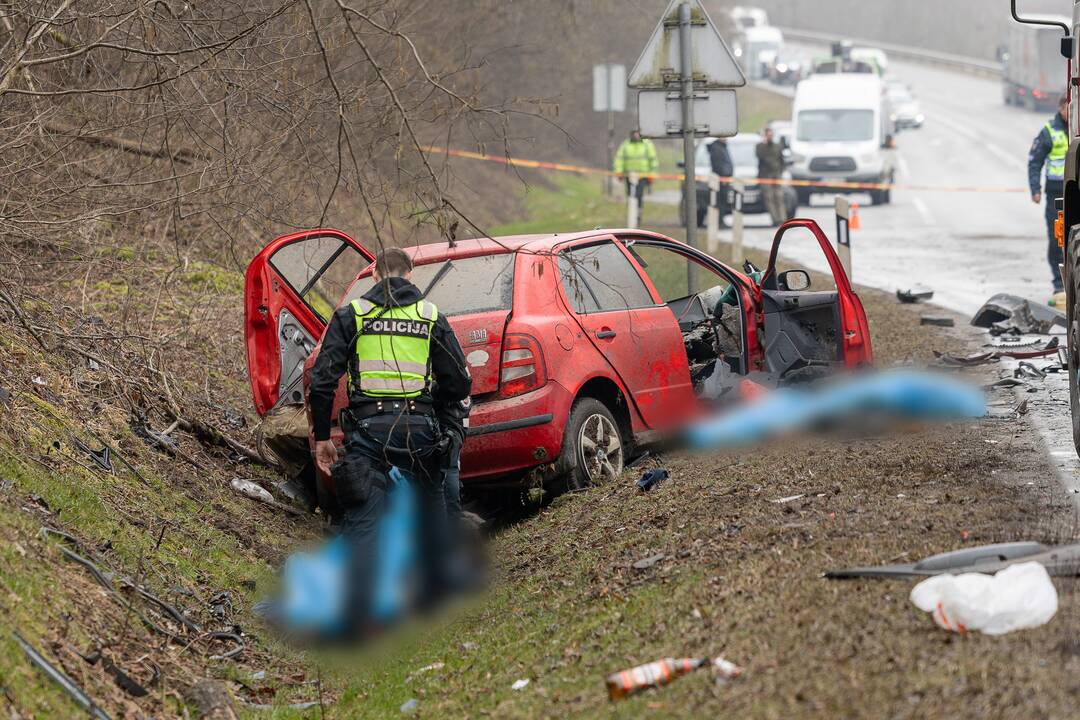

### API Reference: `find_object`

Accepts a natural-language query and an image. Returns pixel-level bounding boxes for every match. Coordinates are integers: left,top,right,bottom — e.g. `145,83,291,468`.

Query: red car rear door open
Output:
244,229,374,416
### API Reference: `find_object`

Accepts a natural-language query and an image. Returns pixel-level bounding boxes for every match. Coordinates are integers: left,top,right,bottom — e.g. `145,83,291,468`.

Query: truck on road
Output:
1002,14,1069,110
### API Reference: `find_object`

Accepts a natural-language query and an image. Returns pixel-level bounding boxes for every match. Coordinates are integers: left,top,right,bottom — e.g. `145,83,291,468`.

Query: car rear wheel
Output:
561,398,625,491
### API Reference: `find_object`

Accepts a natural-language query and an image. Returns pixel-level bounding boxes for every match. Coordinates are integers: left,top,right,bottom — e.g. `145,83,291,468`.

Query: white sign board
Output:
592,63,626,112
637,89,737,138
628,0,746,89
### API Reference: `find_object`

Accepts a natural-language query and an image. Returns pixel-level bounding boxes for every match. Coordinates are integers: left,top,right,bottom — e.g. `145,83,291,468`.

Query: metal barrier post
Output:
626,172,640,229
835,196,852,280
706,173,720,254
731,179,745,266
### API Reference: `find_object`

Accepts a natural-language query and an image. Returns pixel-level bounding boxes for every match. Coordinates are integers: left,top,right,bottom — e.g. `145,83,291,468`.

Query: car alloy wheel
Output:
577,412,623,484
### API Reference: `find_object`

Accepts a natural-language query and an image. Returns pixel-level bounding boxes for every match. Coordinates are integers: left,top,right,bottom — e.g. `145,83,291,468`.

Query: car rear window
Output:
344,253,515,317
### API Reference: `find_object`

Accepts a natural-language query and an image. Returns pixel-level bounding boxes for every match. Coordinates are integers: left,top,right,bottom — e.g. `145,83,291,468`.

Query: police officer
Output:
308,247,471,625
1028,93,1069,297
614,129,658,216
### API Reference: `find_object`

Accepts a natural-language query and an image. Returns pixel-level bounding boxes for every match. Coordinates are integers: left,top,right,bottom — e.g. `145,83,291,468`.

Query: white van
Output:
789,73,896,206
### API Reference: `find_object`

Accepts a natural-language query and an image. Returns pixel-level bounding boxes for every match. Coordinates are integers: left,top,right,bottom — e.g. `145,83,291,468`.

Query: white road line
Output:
931,111,1023,169
912,196,935,226
896,153,910,179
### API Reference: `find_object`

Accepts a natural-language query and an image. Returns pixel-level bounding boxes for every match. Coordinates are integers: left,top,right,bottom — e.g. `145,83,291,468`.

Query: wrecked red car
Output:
244,220,871,490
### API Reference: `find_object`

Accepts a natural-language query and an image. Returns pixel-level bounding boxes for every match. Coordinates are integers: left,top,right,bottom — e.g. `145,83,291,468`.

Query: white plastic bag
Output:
909,561,1057,635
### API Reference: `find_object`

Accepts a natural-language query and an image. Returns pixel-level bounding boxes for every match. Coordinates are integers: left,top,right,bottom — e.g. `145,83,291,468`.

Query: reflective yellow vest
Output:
614,138,659,176
1046,122,1068,182
350,298,437,398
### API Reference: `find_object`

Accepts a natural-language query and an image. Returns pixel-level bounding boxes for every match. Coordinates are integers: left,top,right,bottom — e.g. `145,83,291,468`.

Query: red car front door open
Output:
758,218,872,377
555,238,694,430
244,229,374,416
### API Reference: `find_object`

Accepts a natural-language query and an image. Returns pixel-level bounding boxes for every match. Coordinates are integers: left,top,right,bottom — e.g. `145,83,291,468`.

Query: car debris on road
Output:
971,293,1065,335
896,286,934,303
636,468,669,492
920,315,954,327
825,539,1080,579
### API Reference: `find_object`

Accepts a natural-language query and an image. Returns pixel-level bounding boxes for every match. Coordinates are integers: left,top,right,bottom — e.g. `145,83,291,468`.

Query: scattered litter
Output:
408,662,444,681
632,553,666,570
772,494,804,504
74,648,151,698
636,468,669,492
933,350,997,368
400,698,419,714
231,478,303,515
972,293,1065,335
983,377,1026,390
606,656,741,701
1014,399,1029,416
920,315,954,327
86,357,101,371
897,286,934,303
461,641,477,651
251,670,266,681
68,434,113,472
32,375,48,387
13,631,112,720
910,562,1057,635
1014,362,1046,380
511,678,530,691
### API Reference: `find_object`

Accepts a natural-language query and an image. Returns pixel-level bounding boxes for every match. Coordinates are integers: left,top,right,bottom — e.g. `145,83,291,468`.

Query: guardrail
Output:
778,26,1002,78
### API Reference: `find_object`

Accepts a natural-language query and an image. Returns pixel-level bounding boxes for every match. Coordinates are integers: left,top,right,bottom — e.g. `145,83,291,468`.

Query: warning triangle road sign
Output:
628,0,746,89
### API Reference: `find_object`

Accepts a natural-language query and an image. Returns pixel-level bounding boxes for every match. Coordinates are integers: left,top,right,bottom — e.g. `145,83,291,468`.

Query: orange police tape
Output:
423,145,1029,195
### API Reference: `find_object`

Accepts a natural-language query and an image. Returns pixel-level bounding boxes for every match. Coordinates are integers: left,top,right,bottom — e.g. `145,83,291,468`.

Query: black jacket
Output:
308,276,471,441
709,140,733,178
1028,113,1068,194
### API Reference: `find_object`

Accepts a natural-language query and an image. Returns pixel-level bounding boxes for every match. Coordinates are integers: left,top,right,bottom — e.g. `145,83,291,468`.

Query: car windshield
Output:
797,109,875,142
344,253,514,317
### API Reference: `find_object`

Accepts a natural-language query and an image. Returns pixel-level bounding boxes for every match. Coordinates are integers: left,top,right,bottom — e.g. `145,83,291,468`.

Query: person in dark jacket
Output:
756,126,787,226
708,138,734,228
1028,94,1069,296
308,247,471,625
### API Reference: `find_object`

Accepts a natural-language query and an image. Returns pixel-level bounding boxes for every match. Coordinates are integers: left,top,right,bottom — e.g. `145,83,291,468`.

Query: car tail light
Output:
498,333,546,398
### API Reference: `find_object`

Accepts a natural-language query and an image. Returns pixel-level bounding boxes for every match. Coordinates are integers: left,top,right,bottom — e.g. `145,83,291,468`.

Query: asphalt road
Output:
699,49,1057,315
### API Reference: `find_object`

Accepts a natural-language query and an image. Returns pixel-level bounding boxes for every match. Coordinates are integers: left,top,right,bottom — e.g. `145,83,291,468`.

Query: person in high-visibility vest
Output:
309,247,471,628
1027,93,1069,299
614,129,658,216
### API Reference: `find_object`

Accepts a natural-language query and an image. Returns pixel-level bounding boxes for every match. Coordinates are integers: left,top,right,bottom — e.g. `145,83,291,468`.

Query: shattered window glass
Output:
628,243,728,303
270,236,370,322
558,242,654,313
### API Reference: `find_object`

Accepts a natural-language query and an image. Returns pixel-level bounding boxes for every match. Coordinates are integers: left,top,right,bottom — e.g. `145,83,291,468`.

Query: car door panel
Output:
244,229,374,416
759,219,871,377
555,239,693,430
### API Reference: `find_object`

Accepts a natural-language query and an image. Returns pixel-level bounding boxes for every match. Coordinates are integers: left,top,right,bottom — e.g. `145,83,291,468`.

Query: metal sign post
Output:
593,63,626,196
835,196,852,280
678,2,698,292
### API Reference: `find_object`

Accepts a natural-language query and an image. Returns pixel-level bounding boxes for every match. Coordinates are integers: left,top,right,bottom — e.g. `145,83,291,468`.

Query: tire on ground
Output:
558,397,626,491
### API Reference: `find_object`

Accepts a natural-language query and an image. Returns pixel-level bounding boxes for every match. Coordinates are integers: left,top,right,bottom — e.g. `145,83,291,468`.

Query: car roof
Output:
402,230,670,264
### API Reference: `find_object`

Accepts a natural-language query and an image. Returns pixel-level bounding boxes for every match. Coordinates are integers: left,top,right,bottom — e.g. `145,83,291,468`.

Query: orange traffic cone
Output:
849,202,862,230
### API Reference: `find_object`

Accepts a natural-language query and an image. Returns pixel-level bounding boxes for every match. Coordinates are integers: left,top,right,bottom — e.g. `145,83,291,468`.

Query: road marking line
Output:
912,197,935,226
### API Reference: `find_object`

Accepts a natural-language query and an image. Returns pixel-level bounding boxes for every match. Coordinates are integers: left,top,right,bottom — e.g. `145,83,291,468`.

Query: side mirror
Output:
778,269,811,291
1062,37,1075,60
